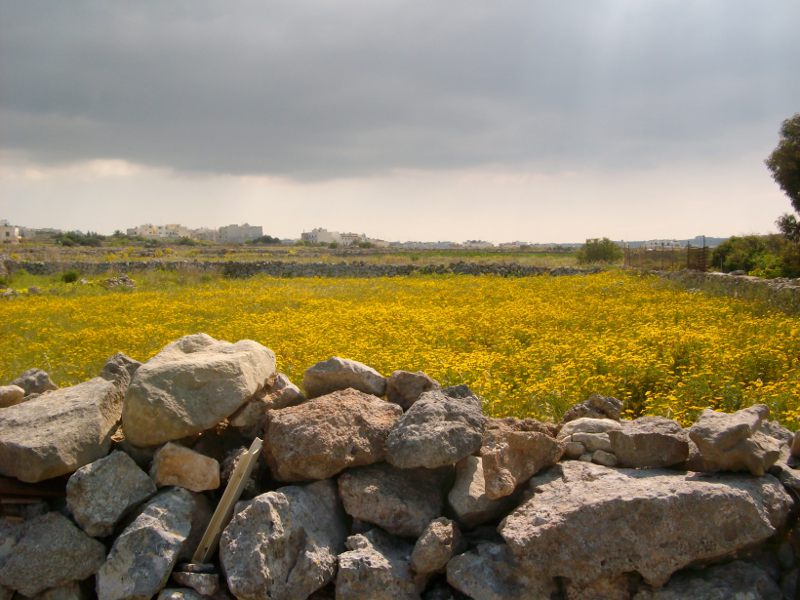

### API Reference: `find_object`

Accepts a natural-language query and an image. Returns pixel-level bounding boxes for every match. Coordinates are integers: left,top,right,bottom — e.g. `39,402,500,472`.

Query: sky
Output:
1,1,798,243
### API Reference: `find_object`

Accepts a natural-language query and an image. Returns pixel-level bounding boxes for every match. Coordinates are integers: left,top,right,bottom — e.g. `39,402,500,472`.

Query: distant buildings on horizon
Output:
1,218,727,249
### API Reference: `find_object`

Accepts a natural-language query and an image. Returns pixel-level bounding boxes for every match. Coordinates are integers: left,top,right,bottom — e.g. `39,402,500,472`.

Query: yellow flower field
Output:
1,272,799,427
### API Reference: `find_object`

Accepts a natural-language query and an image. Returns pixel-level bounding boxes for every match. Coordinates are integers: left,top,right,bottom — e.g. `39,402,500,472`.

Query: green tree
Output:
576,237,622,264
766,113,800,241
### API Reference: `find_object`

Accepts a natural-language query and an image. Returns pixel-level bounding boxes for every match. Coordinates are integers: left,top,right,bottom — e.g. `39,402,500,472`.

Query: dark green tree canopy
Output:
766,113,800,213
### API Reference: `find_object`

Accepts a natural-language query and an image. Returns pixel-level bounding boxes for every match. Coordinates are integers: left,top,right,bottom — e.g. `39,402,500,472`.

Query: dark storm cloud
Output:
1,0,798,178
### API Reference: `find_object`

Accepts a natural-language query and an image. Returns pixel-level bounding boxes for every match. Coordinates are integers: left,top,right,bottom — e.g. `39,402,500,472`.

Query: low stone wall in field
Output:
2,258,601,279
660,269,800,314
0,334,799,599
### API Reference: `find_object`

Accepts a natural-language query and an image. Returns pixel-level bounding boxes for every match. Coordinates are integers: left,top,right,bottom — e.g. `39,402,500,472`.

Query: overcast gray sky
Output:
1,1,798,242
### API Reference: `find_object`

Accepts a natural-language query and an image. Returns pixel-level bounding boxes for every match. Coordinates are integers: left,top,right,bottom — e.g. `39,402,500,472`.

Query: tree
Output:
766,113,800,240
576,237,622,264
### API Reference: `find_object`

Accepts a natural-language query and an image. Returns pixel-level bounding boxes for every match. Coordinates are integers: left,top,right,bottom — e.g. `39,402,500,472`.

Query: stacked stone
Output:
0,334,798,600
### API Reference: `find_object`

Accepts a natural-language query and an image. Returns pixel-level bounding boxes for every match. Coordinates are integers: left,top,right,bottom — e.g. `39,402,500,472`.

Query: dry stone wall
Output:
1,334,799,599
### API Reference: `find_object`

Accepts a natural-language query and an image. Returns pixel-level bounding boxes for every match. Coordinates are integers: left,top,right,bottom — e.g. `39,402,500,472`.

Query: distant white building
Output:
126,223,192,240
218,223,263,244
301,228,341,245
192,228,219,242
0,220,20,244
339,232,368,246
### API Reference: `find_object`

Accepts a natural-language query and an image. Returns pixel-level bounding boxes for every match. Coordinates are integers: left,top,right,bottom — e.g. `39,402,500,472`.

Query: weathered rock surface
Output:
480,418,563,500
34,581,93,600
446,543,557,600
302,357,386,399
100,353,141,387
170,572,219,597
156,589,207,600
792,430,800,458
150,443,220,492
122,333,276,446
448,456,513,528
557,416,622,439
66,450,157,537
265,388,402,481
499,461,792,587
633,560,782,599
688,405,781,476
0,385,25,408
386,390,487,469
386,370,440,410
561,393,622,423
10,368,58,395
96,488,197,600
608,416,689,468
229,373,305,438
410,518,461,574
336,529,422,600
0,377,124,482
338,463,446,538
0,513,106,597
220,479,347,600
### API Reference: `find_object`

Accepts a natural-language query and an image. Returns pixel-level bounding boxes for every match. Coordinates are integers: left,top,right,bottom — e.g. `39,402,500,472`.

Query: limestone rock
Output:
170,571,219,597
33,581,92,600
122,333,276,447
592,449,617,466
446,543,557,600
265,388,402,481
100,353,141,388
448,456,513,529
557,417,622,440
264,372,305,408
0,513,105,597
499,461,792,587
338,463,446,538
633,560,781,599
336,529,422,600
302,356,386,399
608,416,689,468
10,368,58,395
0,385,25,408
480,419,564,500
792,430,800,459
96,488,197,600
219,479,347,600
410,518,461,574
0,377,124,482
561,393,622,423
564,575,633,600
156,589,207,600
229,373,305,438
386,390,487,469
150,443,220,492
688,405,781,476
66,450,157,537
386,370,440,410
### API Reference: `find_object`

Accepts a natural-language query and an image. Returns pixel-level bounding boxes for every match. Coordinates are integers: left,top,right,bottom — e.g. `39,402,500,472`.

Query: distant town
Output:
0,219,726,250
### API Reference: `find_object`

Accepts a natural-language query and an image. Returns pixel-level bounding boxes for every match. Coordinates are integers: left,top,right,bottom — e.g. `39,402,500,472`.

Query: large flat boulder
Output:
302,357,386,399
336,529,422,600
219,480,347,600
265,388,402,481
688,405,781,476
386,390,487,469
338,463,446,538
66,450,157,538
0,377,124,482
0,513,106,597
96,488,198,600
608,416,689,468
499,461,792,587
122,334,276,446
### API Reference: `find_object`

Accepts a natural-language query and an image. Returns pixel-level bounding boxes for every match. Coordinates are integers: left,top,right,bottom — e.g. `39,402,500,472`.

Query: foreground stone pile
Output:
1,333,800,600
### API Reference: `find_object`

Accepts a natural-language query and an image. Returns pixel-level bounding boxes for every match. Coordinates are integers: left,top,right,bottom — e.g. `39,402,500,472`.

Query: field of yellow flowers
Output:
2,272,799,426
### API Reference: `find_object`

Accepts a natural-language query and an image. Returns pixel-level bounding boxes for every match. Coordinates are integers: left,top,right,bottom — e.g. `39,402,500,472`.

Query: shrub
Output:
576,238,623,264
711,235,797,278
61,270,80,283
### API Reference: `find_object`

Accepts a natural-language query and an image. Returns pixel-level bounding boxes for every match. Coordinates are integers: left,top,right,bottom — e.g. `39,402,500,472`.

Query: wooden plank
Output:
191,436,263,564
